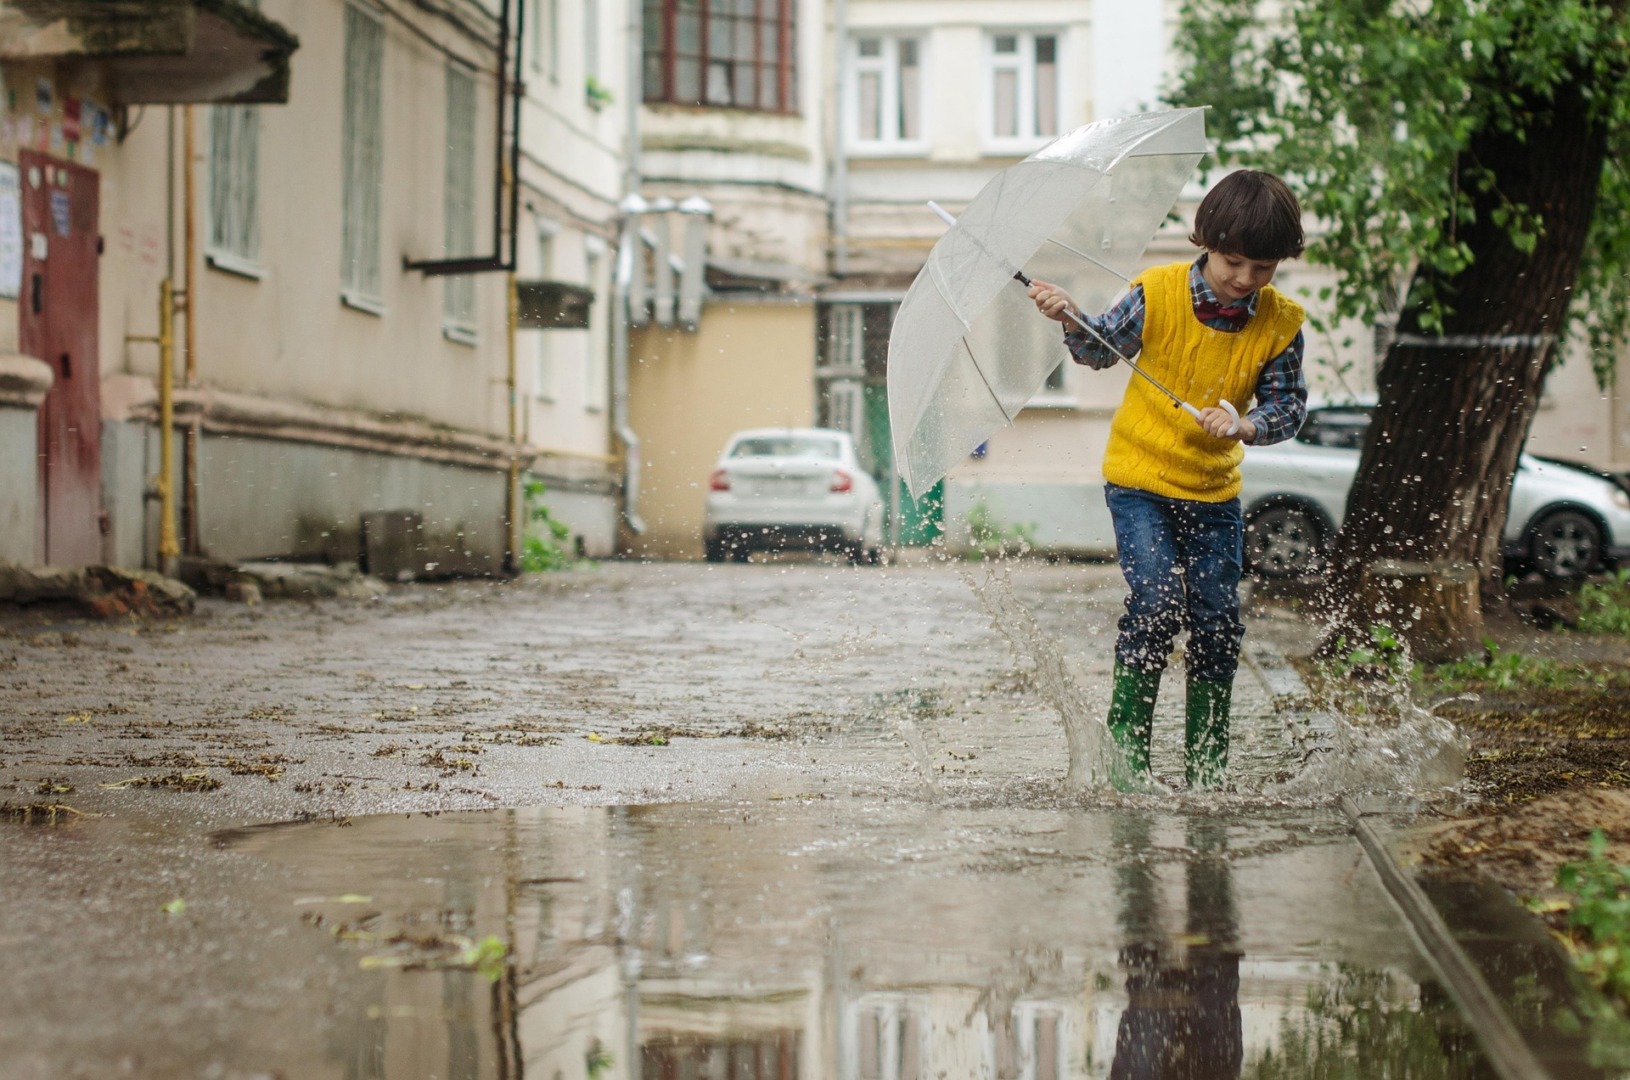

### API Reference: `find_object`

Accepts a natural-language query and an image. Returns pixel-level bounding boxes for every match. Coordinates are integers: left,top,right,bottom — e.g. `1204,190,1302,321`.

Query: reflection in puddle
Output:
218,803,1493,1079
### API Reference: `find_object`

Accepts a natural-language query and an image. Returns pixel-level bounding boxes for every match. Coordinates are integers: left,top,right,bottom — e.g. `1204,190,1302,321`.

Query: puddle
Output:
964,561,1469,804
212,802,1505,1079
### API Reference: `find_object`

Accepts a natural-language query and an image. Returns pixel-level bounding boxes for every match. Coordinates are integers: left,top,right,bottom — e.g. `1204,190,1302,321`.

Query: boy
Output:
1027,169,1307,791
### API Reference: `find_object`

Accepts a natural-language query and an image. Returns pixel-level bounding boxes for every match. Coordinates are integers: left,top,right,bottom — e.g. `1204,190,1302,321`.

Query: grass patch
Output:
1580,571,1630,637
1426,640,1576,692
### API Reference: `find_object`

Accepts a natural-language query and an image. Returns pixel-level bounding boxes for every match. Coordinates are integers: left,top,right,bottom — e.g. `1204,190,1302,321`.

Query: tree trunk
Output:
1316,75,1609,657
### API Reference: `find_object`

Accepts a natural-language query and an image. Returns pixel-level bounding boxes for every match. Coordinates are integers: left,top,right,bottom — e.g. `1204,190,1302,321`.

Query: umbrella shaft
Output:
1061,306,1189,411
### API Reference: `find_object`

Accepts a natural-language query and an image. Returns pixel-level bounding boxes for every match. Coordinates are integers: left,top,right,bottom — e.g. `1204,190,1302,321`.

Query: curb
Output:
1342,796,1552,1080
1241,634,1554,1080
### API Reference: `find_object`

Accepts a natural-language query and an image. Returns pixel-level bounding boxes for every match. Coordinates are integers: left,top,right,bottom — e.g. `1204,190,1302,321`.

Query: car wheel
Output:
730,540,752,563
1245,504,1324,579
1528,508,1603,579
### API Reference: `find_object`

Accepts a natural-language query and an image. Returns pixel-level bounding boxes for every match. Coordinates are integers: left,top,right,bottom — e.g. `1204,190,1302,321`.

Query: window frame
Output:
847,32,927,155
206,103,262,278
642,0,799,115
982,28,1062,153
341,0,386,313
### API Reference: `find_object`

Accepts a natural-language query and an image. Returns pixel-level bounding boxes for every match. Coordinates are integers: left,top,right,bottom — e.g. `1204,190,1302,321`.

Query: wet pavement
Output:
0,559,1596,1077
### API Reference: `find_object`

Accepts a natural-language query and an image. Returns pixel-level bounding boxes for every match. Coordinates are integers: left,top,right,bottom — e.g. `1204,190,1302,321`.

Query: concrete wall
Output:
0,408,38,562
626,299,819,558
196,435,506,570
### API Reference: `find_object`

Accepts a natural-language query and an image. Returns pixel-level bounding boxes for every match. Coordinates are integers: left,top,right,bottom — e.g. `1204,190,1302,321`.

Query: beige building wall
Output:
627,301,818,558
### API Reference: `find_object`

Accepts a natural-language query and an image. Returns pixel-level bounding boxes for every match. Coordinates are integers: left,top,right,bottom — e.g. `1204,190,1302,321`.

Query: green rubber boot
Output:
1106,662,1161,792
1185,678,1233,790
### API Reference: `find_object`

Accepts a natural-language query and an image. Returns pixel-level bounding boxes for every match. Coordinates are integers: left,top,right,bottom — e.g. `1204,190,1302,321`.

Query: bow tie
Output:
1195,298,1250,325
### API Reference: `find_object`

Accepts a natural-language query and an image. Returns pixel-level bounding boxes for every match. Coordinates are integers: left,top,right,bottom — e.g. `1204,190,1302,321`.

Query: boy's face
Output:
1202,249,1281,304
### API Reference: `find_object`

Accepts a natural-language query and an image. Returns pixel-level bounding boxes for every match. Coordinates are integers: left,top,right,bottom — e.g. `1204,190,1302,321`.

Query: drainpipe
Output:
612,200,646,538
831,0,849,277
181,104,200,557
612,0,647,538
504,273,522,573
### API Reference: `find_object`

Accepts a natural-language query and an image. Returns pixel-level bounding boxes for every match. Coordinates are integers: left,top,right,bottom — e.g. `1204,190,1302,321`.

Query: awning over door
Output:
0,0,299,104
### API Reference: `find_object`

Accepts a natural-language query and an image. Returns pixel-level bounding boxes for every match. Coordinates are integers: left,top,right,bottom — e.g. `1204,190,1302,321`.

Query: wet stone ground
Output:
0,559,1565,1078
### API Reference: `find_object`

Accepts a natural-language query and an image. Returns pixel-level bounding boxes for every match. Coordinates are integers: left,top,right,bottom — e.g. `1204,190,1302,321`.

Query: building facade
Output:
0,0,625,575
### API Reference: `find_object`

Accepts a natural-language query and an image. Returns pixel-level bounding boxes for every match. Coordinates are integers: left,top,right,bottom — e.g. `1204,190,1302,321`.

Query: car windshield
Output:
729,436,842,460
1296,407,1372,450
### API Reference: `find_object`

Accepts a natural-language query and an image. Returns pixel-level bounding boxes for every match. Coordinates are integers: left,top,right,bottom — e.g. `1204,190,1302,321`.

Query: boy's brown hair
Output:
1188,170,1304,261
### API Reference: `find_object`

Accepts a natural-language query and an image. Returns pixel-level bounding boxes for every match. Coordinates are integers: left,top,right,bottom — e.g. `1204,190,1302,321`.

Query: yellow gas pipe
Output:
127,280,179,571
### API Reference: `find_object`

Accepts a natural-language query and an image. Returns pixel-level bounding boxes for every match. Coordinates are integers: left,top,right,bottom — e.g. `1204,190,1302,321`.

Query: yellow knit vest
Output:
1101,262,1304,502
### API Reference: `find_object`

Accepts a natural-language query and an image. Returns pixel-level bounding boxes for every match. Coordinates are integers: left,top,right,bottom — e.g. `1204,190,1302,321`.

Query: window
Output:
529,0,543,72
643,0,797,113
987,31,1058,145
208,105,260,274
342,2,385,309
444,63,478,341
534,227,556,400
850,35,922,149
548,0,561,81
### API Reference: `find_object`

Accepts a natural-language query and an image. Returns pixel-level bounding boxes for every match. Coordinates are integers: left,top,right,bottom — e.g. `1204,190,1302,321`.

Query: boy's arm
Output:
1061,285,1145,370
1242,330,1308,446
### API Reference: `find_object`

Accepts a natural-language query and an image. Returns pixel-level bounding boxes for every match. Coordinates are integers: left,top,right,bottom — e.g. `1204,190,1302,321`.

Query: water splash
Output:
1269,632,1468,798
893,705,945,802
960,561,1113,792
1273,700,1468,799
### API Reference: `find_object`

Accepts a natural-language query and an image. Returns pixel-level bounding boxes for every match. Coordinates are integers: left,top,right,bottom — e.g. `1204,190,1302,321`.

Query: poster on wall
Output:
0,162,20,300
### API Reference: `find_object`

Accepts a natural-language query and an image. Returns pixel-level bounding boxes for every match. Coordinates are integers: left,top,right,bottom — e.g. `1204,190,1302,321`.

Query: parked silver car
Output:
703,428,885,564
1240,404,1630,579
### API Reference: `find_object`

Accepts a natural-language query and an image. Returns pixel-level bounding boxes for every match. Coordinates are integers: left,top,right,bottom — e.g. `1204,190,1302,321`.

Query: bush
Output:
521,478,575,573
1579,571,1630,636
964,500,1036,560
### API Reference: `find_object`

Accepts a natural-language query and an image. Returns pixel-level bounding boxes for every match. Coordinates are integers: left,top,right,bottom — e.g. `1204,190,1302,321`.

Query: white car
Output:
1241,404,1630,579
703,428,885,564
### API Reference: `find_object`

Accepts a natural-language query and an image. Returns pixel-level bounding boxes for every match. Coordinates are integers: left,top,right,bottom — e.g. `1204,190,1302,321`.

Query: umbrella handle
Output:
1180,400,1242,437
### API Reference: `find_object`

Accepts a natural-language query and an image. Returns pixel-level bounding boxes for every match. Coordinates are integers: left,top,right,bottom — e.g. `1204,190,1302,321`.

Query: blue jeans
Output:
1105,484,1245,682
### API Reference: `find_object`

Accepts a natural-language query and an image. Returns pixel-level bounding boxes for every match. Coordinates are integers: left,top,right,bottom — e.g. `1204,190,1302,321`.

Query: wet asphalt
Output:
0,558,1558,1078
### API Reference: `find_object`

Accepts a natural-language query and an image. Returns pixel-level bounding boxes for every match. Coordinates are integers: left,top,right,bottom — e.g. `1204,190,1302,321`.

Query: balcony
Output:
0,0,299,104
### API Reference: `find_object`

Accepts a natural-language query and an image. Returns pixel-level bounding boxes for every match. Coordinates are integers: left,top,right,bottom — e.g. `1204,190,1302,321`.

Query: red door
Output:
20,150,101,566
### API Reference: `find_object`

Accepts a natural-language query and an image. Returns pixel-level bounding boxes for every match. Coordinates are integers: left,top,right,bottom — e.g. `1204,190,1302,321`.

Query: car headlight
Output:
1614,488,1630,513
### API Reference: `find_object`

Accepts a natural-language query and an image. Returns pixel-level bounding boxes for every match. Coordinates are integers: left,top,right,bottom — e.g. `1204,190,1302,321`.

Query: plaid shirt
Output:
1062,256,1307,446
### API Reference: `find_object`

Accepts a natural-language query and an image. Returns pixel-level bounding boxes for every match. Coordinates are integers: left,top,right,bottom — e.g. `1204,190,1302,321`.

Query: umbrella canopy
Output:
887,108,1210,499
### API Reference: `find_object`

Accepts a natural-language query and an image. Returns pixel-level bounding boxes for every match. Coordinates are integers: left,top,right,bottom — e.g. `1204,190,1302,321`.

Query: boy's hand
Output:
1027,280,1077,324
1196,406,1257,443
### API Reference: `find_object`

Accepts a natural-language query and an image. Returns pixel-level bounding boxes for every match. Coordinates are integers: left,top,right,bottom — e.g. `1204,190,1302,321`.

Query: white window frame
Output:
341,1,385,313
207,104,262,278
583,235,607,413
847,33,927,155
983,29,1062,153
533,223,557,401
443,62,479,345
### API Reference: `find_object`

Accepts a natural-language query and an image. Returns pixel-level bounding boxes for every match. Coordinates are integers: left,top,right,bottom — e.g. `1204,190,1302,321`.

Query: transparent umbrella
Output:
887,108,1211,499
